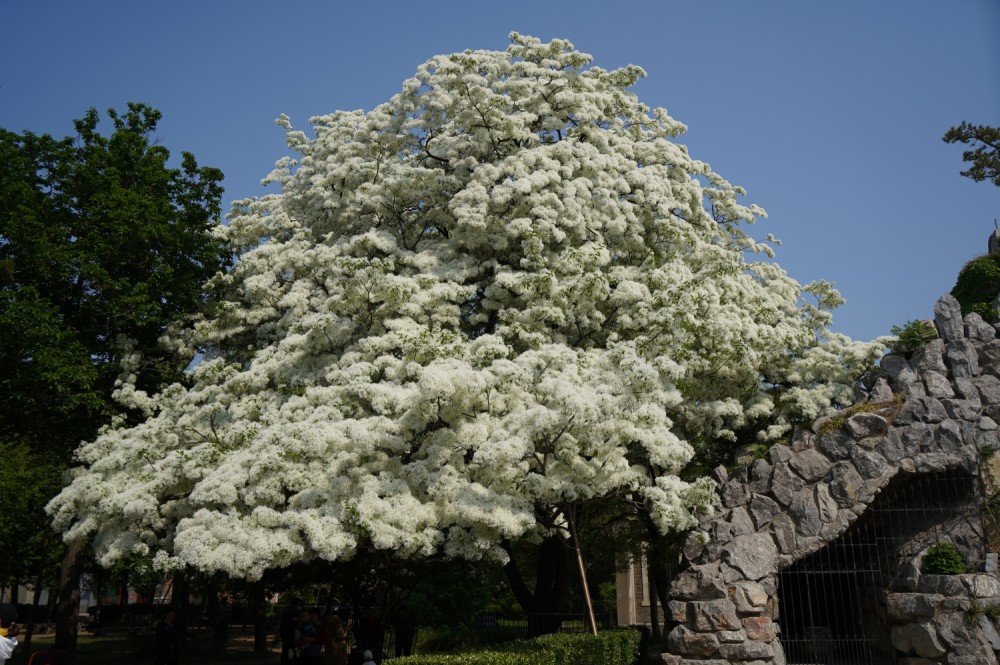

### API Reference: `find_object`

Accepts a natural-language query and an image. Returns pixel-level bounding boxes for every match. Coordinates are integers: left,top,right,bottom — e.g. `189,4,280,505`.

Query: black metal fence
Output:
777,468,981,664
475,612,616,642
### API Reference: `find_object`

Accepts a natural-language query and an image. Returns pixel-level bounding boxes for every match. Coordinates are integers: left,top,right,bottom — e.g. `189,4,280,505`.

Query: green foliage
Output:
396,628,642,665
0,102,231,450
951,254,1000,322
943,122,1000,186
922,542,967,575
0,442,65,588
889,319,939,352
0,103,231,586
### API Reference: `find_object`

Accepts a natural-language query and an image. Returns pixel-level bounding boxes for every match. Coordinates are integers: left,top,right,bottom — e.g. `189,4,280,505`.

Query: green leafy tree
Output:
951,253,1000,321
943,122,1000,186
0,102,231,662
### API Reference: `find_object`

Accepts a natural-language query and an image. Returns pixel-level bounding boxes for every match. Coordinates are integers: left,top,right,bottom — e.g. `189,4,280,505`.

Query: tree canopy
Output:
50,35,882,581
0,103,231,589
943,122,1000,187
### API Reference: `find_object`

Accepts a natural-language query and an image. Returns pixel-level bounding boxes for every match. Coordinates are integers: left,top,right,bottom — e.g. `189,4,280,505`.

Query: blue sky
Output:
2,1,997,342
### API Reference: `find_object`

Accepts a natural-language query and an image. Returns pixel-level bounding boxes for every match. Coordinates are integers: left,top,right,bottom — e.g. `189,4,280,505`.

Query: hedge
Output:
392,627,642,665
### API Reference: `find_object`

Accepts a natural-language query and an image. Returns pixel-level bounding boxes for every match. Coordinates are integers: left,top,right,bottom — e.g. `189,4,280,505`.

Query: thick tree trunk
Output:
502,535,573,635
172,570,190,656
55,538,83,665
250,581,268,654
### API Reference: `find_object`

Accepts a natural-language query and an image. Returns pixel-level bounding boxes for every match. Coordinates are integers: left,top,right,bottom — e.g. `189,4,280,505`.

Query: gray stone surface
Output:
935,294,964,342
787,448,831,482
883,353,920,392
846,411,890,438
948,339,981,379
891,622,946,657
724,533,778,581
659,292,1000,665
965,312,996,341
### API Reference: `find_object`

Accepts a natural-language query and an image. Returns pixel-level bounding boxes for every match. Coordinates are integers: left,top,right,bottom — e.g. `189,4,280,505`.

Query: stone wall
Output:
660,295,1000,665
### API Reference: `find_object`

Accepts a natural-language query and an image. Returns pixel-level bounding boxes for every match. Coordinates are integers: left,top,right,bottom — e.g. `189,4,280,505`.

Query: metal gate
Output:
777,468,981,665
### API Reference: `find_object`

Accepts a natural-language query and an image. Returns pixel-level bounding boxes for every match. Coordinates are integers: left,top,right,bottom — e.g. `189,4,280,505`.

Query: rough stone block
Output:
731,581,768,614
717,629,746,643
964,574,1000,598
769,513,797,555
976,374,1000,407
718,640,773,660
788,448,832,482
922,370,955,398
770,463,804,506
724,533,778,581
847,411,890,438
668,600,690,623
942,397,981,421
877,428,906,462
789,489,822,537
670,563,728,601
768,444,792,464
902,422,934,456
722,480,749,509
895,395,948,425
850,445,889,479
829,461,865,507
891,621,946,658
934,294,963,342
883,353,920,392
947,339,981,379
747,458,773,494
692,598,740,631
741,616,776,642
986,552,998,573
978,339,1000,368
912,337,948,373
869,376,894,402
749,494,780,529
817,429,852,461
966,312,997,341
666,625,719,657
885,593,942,620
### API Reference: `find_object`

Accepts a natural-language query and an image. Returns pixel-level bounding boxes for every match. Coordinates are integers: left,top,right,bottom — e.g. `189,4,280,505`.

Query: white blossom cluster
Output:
48,34,884,579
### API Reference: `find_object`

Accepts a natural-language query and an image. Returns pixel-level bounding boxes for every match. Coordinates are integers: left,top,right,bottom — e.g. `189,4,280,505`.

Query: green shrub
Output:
889,319,938,353
952,253,1000,322
922,542,967,575
393,627,643,665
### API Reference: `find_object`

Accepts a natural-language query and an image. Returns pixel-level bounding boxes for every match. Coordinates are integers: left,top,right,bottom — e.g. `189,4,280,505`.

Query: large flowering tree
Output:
50,35,882,587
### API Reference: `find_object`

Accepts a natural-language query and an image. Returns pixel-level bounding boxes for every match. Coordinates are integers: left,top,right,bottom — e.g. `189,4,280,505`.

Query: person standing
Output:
280,600,303,664
323,613,349,665
0,604,18,665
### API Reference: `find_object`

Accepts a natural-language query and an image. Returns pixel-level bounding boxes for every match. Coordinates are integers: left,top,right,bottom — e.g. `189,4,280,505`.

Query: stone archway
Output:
662,295,1000,665
777,467,980,664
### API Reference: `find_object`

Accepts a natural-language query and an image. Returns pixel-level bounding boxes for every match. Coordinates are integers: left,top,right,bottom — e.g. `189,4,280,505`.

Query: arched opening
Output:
777,467,982,664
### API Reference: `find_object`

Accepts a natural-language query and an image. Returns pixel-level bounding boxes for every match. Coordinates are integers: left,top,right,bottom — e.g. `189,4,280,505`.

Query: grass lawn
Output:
8,627,279,665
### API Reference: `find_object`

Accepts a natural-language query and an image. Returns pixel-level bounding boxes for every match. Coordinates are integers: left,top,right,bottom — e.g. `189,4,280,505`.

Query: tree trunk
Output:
502,535,573,635
250,581,268,654
172,570,190,656
647,558,660,639
55,538,83,665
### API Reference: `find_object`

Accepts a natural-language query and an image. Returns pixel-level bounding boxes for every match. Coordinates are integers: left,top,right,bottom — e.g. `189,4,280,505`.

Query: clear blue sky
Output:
2,1,998,342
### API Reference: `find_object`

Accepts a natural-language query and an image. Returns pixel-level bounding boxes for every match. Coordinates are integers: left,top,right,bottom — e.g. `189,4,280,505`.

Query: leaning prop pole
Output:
567,505,598,636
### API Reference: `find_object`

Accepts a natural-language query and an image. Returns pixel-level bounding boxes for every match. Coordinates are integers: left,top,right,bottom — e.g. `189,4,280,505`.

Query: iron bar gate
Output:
777,468,980,665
